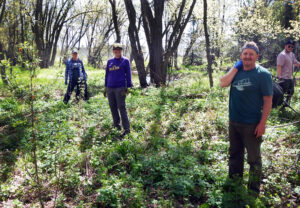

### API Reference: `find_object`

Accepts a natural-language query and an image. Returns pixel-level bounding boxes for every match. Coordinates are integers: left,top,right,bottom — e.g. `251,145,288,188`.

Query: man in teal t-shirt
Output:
229,65,273,124
220,42,273,197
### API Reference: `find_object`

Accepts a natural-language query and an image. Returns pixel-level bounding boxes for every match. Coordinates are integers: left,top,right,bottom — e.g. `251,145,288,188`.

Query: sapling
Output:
17,42,44,208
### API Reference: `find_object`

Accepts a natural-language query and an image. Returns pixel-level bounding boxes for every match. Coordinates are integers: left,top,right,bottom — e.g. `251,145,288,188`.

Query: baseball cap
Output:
285,39,295,46
112,43,123,50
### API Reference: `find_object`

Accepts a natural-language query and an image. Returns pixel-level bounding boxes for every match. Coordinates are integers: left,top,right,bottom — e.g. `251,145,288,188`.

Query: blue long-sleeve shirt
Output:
105,57,133,88
65,58,87,84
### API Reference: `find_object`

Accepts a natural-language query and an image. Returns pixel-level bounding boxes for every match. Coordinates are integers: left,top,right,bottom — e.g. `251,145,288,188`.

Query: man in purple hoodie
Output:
104,43,133,136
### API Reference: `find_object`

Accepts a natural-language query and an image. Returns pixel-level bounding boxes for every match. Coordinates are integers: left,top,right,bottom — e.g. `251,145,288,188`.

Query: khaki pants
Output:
228,120,262,196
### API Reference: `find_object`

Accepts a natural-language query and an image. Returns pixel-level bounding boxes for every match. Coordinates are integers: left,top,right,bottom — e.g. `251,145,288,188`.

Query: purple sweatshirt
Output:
105,56,133,88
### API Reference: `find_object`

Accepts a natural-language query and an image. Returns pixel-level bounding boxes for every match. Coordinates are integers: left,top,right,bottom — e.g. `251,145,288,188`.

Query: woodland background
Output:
0,0,299,207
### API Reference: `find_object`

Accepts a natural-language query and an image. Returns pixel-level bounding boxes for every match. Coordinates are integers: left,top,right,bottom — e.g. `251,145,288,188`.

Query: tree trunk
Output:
0,0,6,25
87,15,99,66
140,0,165,86
283,2,293,29
0,42,3,60
7,19,17,63
32,0,74,68
124,0,147,88
109,0,121,43
0,65,8,85
153,32,164,86
203,0,213,88
88,18,114,68
0,2,9,80
220,0,225,67
49,25,64,66
49,42,58,66
140,0,196,86
183,34,197,65
77,13,86,49
174,50,178,70
19,0,25,43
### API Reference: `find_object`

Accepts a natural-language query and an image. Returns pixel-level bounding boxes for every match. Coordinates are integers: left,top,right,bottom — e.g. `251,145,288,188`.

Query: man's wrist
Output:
259,120,267,126
232,68,238,73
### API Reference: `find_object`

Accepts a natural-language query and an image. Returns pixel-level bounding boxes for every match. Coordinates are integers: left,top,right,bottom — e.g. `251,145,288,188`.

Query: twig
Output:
30,69,44,208
53,145,60,208
268,121,300,129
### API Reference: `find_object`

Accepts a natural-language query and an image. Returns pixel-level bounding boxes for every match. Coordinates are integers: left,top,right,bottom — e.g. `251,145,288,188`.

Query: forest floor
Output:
0,66,299,208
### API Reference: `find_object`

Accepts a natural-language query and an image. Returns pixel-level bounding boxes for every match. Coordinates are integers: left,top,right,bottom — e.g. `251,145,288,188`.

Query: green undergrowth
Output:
0,66,299,207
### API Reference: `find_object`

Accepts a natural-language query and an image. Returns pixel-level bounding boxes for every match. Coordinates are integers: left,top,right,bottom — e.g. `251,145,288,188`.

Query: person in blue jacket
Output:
63,49,88,104
104,43,133,136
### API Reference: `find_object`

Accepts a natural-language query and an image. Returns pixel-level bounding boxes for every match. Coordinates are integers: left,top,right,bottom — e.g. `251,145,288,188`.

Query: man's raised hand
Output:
234,60,243,71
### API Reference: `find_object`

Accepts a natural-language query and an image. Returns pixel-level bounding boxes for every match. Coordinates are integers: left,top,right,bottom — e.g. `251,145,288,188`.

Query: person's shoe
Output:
84,99,90,104
83,95,89,101
63,95,69,104
114,125,121,131
120,130,130,138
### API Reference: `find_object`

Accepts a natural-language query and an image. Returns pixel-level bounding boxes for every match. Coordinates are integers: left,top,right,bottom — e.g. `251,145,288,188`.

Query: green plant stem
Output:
30,68,44,208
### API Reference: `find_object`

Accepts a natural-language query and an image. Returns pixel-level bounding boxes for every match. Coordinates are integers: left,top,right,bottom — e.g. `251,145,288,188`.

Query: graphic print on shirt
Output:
232,78,252,91
109,65,120,71
72,62,81,70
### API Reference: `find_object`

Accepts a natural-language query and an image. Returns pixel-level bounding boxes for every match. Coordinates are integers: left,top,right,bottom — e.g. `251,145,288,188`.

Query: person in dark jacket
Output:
63,49,88,104
104,43,133,136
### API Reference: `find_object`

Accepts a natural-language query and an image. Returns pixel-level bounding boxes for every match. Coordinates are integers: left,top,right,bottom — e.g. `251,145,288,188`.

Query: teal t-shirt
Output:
229,65,273,124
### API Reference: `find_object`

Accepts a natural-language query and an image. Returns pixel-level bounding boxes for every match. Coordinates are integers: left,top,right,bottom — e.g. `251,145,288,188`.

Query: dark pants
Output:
64,78,88,104
228,120,262,196
107,87,130,132
278,79,294,104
